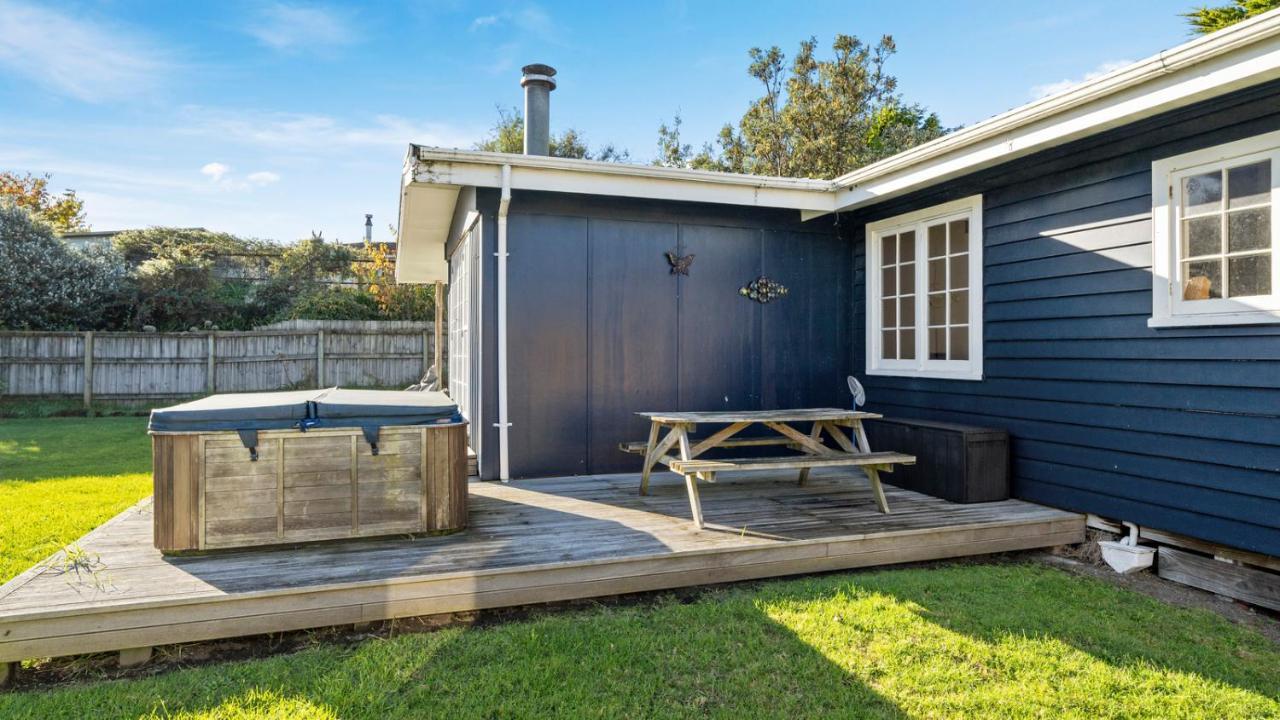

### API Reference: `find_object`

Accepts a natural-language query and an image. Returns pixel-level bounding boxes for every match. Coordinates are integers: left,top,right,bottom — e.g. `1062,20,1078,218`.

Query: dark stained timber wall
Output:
846,80,1280,556
497,192,848,478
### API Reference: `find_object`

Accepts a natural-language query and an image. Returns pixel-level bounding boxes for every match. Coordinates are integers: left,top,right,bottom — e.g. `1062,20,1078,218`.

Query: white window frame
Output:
866,195,984,381
1150,131,1280,328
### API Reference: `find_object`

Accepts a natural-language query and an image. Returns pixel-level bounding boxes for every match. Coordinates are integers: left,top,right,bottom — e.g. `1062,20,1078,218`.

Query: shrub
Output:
285,287,382,321
0,202,128,330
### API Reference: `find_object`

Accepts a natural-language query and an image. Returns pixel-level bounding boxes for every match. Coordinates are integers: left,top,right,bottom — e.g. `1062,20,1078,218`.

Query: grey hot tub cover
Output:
149,388,460,459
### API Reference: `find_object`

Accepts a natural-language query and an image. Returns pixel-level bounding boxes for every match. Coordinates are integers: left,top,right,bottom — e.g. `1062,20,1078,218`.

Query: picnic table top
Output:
636,408,882,424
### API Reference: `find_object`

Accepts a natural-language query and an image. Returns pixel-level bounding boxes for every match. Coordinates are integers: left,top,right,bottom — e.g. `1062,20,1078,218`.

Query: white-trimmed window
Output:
1151,131,1280,327
866,195,984,380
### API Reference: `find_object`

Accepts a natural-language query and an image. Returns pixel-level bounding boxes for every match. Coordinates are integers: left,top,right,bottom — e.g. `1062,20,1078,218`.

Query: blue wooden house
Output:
395,14,1280,559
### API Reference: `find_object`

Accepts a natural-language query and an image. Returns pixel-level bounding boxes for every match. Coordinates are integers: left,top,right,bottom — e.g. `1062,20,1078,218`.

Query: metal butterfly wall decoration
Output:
665,250,695,275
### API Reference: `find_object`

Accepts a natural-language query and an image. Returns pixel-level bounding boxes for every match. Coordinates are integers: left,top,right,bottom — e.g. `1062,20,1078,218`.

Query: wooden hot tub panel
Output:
153,423,467,552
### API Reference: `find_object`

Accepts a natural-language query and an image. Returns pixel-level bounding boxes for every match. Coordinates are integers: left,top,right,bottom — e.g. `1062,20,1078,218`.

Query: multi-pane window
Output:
867,196,983,380
879,230,916,360
1180,161,1271,301
1151,133,1280,328
926,219,970,361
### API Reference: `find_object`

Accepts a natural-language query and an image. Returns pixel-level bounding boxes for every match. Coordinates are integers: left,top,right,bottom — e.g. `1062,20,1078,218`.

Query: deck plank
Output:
0,468,1082,662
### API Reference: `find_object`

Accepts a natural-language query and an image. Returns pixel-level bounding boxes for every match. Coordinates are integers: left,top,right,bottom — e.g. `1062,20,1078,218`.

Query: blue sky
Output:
0,1,1191,243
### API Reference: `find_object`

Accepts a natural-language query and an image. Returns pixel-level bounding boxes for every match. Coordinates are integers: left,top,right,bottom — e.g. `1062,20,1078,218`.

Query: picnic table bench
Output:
620,408,916,529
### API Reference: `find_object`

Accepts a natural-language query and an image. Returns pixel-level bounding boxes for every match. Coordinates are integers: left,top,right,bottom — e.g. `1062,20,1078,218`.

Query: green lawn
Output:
1,419,1278,719
0,417,153,583
0,564,1277,719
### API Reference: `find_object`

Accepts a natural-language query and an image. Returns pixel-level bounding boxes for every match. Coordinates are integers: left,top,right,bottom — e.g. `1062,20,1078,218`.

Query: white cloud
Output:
177,108,478,150
201,162,231,182
200,163,280,190
0,0,169,102
466,4,557,41
247,171,281,186
245,3,353,52
1031,60,1133,99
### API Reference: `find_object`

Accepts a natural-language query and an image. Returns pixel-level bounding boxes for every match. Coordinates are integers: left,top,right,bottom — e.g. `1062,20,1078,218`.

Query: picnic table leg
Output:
674,425,707,528
851,420,891,514
865,466,891,514
685,472,706,529
797,421,826,486
638,421,661,495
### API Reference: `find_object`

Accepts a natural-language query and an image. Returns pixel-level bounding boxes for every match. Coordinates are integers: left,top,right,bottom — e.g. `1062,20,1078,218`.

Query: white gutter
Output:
496,164,512,481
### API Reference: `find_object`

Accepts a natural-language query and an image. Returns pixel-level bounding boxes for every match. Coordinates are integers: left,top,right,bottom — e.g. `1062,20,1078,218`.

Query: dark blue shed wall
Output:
477,190,848,479
844,80,1280,556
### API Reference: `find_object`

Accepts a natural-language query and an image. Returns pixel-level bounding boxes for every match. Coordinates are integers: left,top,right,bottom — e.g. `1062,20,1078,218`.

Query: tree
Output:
0,202,125,330
1185,0,1280,33
0,172,88,233
655,35,945,179
475,107,630,162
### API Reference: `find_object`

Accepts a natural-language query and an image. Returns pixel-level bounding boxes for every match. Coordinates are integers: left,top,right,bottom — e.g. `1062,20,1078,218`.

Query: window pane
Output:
899,329,916,360
899,231,915,262
950,254,969,290
928,293,945,325
950,327,970,361
927,224,946,258
1184,216,1222,258
1228,254,1272,297
949,219,969,254
882,266,896,296
1182,259,1222,300
899,262,915,294
927,327,946,360
881,330,896,360
882,298,896,327
951,290,969,325
1228,161,1270,209
882,234,896,266
928,259,945,292
1184,171,1223,215
900,295,915,328
1228,207,1270,253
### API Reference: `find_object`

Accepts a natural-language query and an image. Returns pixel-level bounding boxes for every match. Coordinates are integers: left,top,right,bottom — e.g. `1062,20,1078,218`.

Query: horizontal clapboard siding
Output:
848,80,1280,556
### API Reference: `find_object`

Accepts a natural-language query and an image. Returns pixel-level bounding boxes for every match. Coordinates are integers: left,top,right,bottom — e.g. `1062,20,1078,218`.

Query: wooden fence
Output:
0,324,445,405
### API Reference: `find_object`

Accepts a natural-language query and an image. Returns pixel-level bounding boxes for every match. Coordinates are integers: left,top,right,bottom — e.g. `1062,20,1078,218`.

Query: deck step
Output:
670,451,915,474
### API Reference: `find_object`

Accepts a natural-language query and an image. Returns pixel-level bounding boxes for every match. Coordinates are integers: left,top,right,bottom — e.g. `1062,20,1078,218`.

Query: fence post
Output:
206,334,216,394
316,330,325,388
82,331,94,415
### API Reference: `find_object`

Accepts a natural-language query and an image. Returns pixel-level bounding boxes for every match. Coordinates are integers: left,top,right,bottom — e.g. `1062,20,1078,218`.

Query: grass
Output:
0,564,1277,719
1,418,1278,718
0,417,153,583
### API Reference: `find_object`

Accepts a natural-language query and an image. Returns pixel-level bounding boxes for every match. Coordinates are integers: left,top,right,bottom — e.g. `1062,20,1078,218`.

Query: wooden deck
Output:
0,469,1083,664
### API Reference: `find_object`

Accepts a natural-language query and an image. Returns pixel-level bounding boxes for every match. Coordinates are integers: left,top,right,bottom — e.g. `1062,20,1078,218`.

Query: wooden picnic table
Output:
621,408,915,529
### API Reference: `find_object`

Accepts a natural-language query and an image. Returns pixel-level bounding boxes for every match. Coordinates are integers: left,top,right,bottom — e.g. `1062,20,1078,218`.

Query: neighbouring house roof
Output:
397,8,1280,283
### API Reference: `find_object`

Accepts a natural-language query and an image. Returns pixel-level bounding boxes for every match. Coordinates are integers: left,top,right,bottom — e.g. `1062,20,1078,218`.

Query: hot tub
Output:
148,388,468,553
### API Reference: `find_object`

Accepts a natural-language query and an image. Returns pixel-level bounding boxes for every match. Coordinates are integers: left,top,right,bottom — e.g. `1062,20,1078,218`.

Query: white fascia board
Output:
834,13,1280,212
411,150,837,213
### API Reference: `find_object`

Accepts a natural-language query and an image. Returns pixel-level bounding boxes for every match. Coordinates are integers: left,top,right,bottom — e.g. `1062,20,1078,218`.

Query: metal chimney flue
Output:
520,63,556,156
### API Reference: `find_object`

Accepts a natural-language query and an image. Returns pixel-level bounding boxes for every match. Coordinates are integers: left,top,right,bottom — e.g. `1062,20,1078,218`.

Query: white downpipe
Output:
496,164,512,481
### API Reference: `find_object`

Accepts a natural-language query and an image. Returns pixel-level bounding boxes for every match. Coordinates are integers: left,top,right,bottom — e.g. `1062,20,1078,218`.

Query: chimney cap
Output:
521,63,557,90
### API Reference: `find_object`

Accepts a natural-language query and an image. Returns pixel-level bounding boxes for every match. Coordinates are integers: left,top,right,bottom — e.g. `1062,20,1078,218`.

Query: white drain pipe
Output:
496,164,512,481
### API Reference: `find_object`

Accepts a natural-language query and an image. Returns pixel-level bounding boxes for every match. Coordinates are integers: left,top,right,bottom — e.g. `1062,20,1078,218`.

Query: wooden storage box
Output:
863,417,1009,503
152,422,468,552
